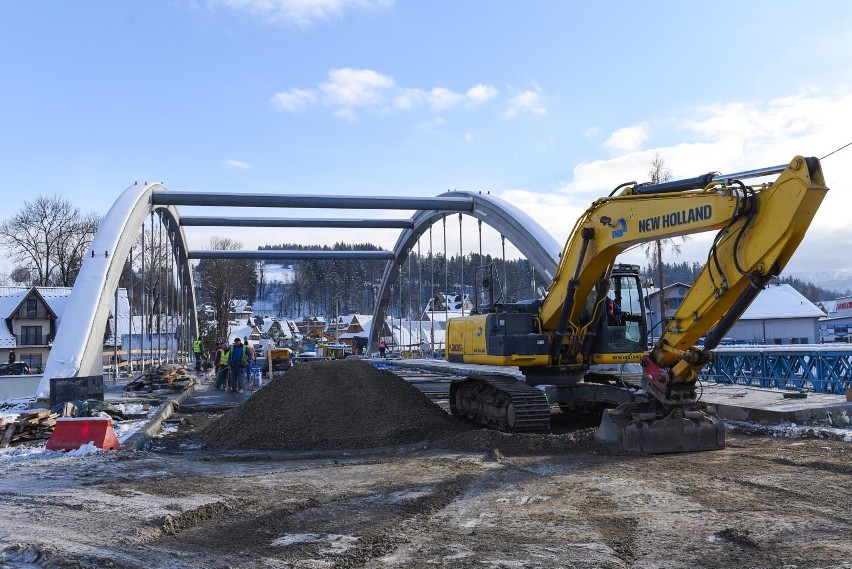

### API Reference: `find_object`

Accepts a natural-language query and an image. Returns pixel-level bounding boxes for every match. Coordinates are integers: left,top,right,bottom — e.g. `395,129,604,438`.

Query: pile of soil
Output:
198,359,470,451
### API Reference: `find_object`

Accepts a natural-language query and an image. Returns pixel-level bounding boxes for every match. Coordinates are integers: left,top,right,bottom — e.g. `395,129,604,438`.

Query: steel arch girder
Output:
36,183,198,398
367,191,562,354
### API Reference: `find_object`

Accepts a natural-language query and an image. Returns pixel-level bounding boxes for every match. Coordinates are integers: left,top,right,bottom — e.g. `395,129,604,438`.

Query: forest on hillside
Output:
642,261,847,302
224,245,848,321
249,242,543,319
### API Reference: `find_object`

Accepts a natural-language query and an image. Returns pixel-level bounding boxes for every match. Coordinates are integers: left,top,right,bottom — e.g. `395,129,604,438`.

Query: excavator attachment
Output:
596,400,725,454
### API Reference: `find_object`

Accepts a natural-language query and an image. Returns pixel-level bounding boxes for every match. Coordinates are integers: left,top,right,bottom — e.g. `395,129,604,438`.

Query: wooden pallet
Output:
0,410,61,448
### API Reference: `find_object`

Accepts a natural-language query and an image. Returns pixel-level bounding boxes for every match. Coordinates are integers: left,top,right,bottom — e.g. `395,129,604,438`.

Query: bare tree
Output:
54,210,101,286
194,237,257,344
642,153,686,329
0,195,100,286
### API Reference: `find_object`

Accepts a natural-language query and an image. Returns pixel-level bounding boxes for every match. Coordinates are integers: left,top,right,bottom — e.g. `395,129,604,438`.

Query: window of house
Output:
800,337,809,344
20,326,43,345
26,299,38,317
773,338,783,345
22,354,42,372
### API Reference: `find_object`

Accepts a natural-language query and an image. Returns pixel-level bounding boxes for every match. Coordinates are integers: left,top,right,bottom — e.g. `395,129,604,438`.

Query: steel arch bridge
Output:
35,185,560,398
37,182,197,397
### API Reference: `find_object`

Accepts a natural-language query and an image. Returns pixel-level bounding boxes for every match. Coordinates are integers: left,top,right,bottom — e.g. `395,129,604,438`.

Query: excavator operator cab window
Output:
603,271,648,353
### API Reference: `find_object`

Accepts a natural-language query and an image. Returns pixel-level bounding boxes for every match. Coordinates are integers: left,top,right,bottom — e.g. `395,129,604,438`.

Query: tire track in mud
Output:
127,474,477,568
578,491,639,566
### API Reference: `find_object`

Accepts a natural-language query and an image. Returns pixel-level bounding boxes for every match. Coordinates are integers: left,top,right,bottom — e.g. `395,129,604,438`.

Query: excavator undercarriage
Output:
449,375,551,433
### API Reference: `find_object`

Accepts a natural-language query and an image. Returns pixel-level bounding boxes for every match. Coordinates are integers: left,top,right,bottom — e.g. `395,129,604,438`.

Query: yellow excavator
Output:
446,156,828,453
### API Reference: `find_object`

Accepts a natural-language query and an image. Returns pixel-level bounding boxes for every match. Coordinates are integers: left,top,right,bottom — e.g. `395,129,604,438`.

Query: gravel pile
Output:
198,359,469,451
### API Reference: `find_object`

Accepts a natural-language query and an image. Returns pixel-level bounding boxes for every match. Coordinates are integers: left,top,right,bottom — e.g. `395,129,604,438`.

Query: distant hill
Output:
643,262,851,303
784,269,852,298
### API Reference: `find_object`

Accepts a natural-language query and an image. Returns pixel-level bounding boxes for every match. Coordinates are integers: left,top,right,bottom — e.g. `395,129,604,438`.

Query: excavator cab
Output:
602,264,648,354
587,264,649,359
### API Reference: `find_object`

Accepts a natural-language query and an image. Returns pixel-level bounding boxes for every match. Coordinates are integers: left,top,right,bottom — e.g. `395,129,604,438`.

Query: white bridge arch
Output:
36,183,196,397
37,186,559,398
367,191,561,352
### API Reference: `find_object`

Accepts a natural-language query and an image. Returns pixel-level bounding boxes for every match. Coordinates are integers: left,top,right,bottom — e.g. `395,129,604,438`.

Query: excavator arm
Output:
643,156,827,401
543,157,826,385
593,156,827,452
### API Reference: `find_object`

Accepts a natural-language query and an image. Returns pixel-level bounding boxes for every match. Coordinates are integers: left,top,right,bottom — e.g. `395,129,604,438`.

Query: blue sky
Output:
2,0,852,276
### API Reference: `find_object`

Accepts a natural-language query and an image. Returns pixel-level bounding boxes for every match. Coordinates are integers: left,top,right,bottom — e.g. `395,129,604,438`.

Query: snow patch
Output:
272,533,359,554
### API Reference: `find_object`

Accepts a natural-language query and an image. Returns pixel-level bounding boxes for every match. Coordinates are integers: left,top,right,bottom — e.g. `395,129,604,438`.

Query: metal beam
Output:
180,216,414,229
188,249,396,260
153,191,474,211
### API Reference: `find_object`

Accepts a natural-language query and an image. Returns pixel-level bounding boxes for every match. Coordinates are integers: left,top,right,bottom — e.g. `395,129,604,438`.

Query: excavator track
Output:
449,375,551,433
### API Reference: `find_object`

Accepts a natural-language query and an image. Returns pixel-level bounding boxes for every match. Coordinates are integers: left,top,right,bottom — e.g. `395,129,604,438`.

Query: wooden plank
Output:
0,424,15,449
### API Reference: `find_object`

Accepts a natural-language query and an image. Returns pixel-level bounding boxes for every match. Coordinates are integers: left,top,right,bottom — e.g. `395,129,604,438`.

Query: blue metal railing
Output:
701,346,852,394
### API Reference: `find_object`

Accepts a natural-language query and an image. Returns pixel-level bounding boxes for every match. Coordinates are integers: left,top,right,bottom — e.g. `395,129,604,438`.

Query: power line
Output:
820,140,852,160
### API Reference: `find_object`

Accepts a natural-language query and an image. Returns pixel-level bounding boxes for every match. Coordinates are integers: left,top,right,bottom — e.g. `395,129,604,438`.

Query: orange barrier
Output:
46,417,121,451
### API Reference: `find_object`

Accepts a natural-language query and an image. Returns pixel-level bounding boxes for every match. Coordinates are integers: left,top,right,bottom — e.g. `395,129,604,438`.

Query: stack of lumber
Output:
0,410,60,448
125,363,194,393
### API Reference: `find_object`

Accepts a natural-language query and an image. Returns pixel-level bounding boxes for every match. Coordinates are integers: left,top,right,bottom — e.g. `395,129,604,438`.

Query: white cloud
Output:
320,67,396,108
504,89,547,118
270,88,318,111
210,0,394,27
464,131,474,142
495,190,584,246
427,87,464,111
333,107,357,121
393,88,426,111
550,89,852,273
225,159,253,169
603,123,650,153
275,69,508,119
466,84,499,103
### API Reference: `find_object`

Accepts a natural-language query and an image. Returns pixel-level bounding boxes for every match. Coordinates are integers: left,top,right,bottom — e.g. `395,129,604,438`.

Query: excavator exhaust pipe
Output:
596,401,725,454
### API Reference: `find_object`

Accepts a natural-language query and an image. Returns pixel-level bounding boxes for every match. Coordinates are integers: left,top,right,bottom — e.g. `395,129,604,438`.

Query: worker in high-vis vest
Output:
193,338,203,371
214,342,231,390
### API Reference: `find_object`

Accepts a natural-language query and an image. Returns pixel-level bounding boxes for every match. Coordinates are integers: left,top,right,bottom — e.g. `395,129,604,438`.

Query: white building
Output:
642,282,691,337
723,283,824,344
818,295,852,343
644,282,824,345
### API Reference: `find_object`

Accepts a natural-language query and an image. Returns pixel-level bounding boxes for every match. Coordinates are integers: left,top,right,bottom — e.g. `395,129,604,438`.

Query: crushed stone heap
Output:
198,359,469,451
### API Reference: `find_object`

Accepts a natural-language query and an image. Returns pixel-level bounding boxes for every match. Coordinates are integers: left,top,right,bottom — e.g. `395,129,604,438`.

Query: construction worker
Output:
214,343,230,390
192,338,203,371
229,337,251,393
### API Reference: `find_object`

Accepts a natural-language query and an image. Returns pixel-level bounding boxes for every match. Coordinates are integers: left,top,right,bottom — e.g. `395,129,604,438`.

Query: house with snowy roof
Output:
336,314,376,353
295,315,327,335
228,299,252,323
721,283,825,345
0,286,130,374
641,282,691,335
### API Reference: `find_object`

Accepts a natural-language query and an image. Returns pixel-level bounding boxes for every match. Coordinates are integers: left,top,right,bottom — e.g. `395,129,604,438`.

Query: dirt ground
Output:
2,361,851,568
1,421,851,569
